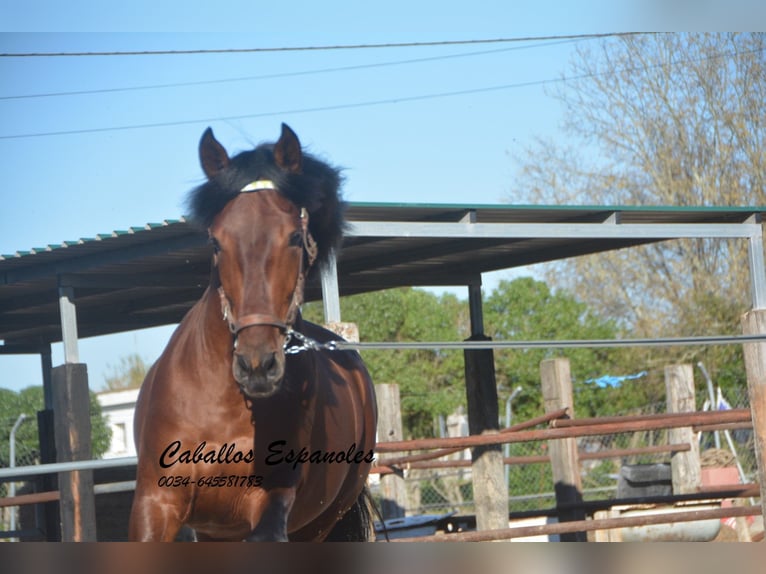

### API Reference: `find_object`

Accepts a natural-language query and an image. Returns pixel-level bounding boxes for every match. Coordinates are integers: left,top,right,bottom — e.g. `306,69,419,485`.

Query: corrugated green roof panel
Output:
0,205,763,268
0,219,194,263
1,204,765,344
347,201,766,213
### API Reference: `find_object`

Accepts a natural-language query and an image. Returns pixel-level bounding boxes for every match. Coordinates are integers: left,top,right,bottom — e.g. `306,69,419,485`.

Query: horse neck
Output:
185,285,235,364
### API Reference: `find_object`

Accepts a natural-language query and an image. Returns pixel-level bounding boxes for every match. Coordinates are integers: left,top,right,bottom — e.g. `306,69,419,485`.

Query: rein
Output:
214,180,319,345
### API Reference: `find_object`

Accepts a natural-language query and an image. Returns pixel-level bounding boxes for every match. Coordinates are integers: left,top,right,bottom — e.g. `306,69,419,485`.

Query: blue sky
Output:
0,32,582,253
0,3,755,392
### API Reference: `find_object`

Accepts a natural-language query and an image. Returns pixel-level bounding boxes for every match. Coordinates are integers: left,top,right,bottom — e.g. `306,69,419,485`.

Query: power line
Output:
0,33,646,58
1,42,759,141
0,76,579,140
0,39,579,101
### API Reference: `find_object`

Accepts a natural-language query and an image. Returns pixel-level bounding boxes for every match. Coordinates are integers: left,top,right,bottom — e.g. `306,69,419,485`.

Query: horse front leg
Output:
128,484,187,542
244,487,296,542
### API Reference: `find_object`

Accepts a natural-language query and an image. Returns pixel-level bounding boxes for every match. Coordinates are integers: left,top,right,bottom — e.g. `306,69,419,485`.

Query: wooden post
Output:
740,309,766,528
375,383,408,519
464,342,507,531
540,357,586,541
52,363,97,541
664,364,701,495
463,282,507,531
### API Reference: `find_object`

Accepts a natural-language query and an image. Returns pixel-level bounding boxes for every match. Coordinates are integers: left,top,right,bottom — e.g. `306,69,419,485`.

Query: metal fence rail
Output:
0,456,136,481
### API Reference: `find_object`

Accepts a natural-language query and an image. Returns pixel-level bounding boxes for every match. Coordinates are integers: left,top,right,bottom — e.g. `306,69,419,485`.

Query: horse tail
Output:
325,486,384,541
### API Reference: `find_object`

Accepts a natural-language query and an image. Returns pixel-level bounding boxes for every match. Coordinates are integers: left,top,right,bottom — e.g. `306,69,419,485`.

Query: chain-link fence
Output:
1,415,40,538
376,384,758,518
0,384,760,533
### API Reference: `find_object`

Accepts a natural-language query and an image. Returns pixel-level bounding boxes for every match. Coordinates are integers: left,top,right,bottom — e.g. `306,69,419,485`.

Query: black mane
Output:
186,141,346,269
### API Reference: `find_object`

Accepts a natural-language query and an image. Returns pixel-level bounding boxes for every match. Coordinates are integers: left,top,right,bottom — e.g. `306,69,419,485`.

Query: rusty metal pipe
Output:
392,505,761,542
375,409,749,453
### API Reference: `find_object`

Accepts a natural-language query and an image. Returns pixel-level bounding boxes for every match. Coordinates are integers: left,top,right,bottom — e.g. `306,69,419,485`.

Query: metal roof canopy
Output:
1,202,765,354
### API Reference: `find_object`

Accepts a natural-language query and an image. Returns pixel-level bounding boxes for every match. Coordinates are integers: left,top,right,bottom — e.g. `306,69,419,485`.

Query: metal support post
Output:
58,283,79,363
37,344,60,540
320,251,341,324
464,278,507,531
747,215,766,310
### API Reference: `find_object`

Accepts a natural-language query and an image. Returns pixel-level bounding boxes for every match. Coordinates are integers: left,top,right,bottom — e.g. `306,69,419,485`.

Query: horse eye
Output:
209,236,222,254
288,231,303,248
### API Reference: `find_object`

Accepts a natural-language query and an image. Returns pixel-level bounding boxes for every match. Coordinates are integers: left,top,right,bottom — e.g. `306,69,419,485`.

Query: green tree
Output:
305,279,656,440
0,385,112,469
482,277,665,504
304,287,467,438
483,277,655,420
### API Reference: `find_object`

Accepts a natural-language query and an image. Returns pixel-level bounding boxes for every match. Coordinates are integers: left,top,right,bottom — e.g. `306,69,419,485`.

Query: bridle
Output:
213,180,318,346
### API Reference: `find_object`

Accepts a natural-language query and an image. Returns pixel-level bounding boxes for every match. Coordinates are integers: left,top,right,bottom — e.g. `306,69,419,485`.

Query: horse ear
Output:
199,127,230,179
274,123,303,174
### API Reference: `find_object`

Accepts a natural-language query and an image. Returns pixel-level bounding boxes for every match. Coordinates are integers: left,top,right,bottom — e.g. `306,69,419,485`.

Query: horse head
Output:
191,124,343,398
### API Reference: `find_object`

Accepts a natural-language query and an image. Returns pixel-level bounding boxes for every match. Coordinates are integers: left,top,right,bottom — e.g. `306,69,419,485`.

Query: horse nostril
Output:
235,353,252,375
261,352,277,374
234,351,281,385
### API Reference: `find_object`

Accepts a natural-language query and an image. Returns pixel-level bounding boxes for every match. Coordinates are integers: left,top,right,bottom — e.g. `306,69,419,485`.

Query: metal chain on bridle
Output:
283,329,341,355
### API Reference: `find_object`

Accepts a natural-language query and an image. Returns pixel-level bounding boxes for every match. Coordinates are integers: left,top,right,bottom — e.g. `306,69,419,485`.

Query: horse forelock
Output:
186,143,347,268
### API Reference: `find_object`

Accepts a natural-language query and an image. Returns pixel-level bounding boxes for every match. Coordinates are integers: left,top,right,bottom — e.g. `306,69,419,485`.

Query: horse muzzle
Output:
232,349,285,398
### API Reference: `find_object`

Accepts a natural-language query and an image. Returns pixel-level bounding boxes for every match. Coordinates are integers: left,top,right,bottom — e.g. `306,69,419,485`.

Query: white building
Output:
96,388,140,459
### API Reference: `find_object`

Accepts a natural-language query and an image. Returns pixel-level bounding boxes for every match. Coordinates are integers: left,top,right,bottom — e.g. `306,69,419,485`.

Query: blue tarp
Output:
586,370,648,388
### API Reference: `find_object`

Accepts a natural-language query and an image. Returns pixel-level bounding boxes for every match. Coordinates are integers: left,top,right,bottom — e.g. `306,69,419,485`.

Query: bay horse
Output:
129,124,377,541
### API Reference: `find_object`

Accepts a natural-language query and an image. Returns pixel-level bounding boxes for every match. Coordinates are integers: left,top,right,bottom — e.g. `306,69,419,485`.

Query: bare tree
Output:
514,33,765,344
103,353,149,391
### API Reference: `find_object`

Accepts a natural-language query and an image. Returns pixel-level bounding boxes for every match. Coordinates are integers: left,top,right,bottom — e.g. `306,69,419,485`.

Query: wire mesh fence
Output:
0,415,40,538
376,384,758,517
0,379,760,534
